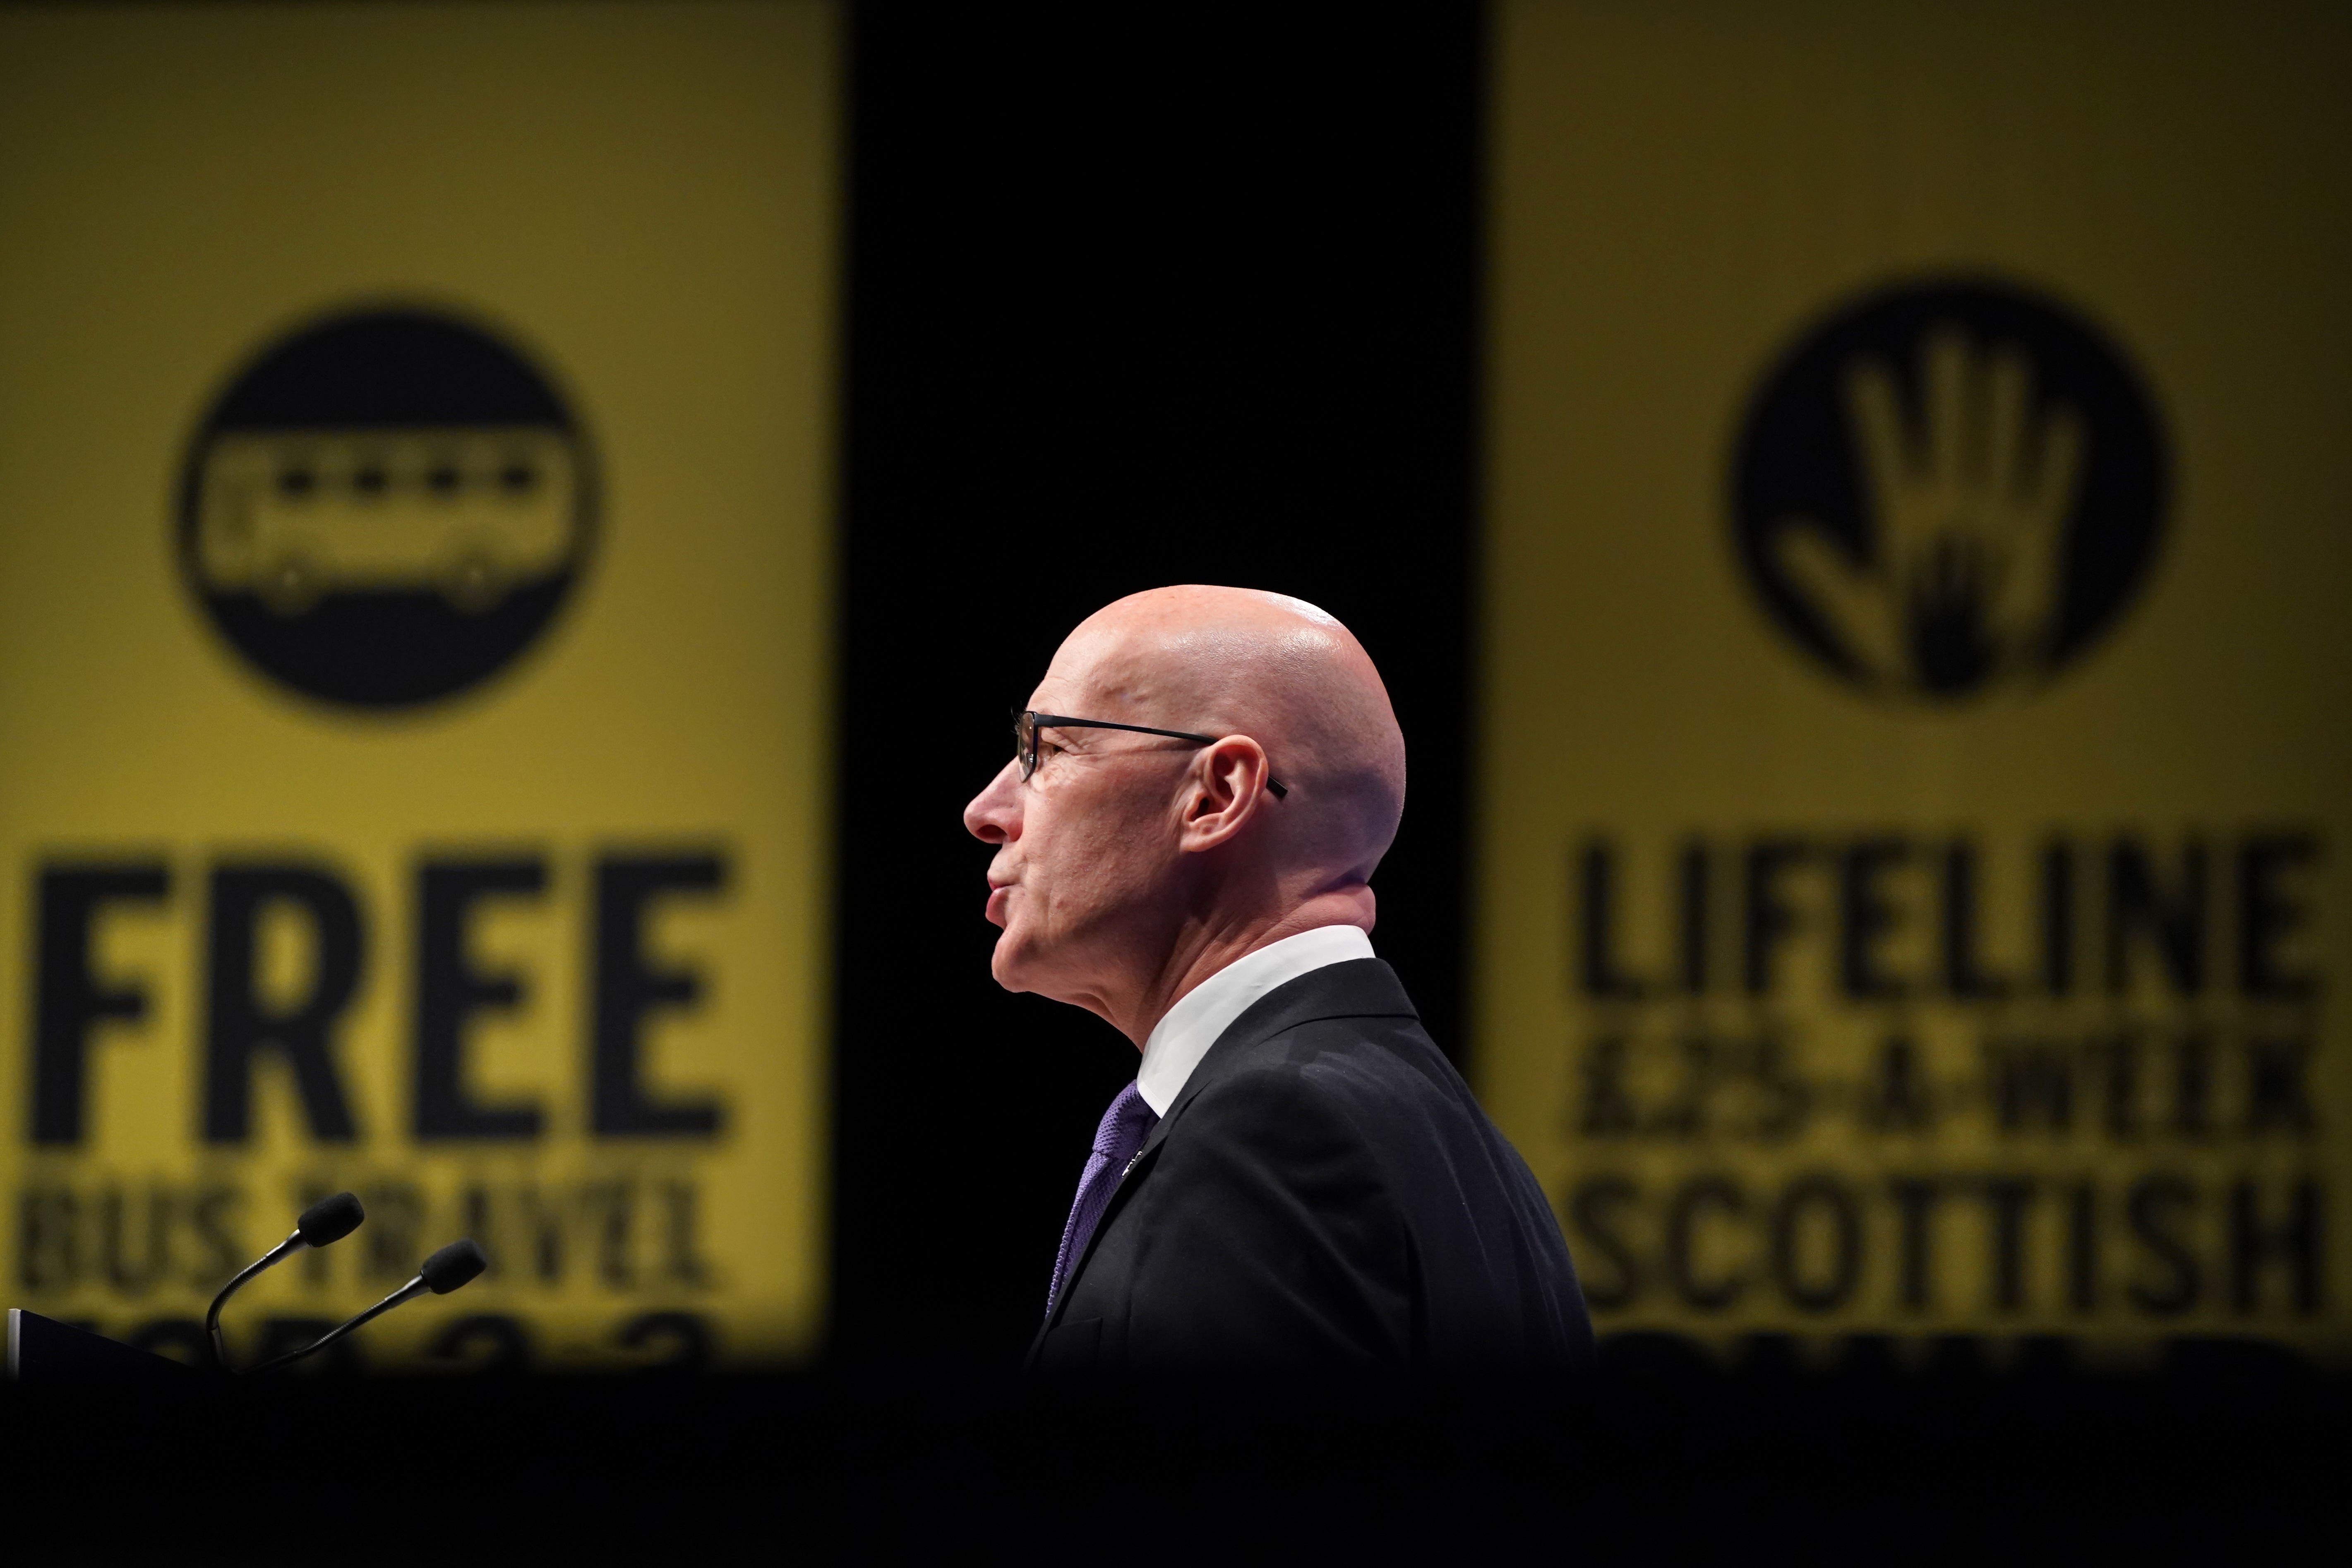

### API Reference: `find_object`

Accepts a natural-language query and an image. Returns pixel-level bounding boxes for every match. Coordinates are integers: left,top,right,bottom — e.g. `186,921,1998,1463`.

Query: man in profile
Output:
964,585,1591,1372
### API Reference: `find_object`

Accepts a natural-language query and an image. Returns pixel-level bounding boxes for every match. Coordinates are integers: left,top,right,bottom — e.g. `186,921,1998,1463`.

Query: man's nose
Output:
963,759,1023,845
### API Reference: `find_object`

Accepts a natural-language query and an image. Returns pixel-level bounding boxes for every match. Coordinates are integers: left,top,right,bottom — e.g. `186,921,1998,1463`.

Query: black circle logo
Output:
1732,278,2166,701
178,306,596,709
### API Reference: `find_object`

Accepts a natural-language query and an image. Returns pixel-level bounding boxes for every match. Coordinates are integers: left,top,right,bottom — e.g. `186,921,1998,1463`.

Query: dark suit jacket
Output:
1028,958,1593,1374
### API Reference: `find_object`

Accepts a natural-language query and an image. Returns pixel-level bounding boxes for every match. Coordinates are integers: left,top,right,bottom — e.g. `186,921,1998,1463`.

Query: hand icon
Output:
1773,327,2085,695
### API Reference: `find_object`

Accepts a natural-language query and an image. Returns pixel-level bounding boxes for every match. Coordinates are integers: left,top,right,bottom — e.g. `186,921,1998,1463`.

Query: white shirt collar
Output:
1134,925,1376,1115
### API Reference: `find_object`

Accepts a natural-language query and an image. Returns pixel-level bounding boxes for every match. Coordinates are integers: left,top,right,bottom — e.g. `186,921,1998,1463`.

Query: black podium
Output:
6,1309,195,1381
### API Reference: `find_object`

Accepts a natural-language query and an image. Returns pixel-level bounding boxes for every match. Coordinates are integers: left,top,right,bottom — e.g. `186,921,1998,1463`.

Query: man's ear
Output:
1177,736,1274,853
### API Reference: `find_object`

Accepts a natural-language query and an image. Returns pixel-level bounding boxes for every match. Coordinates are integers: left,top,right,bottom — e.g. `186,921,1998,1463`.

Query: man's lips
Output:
984,880,1012,927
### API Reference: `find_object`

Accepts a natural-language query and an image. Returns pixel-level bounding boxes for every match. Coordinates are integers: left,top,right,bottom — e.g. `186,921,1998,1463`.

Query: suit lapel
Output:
1026,958,1418,1360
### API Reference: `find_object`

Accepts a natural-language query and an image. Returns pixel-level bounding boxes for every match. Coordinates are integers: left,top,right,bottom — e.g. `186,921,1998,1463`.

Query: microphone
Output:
243,1239,490,1376
206,1191,366,1371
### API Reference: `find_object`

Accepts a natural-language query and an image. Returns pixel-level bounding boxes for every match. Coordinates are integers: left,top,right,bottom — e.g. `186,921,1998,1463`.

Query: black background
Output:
830,4,1482,1366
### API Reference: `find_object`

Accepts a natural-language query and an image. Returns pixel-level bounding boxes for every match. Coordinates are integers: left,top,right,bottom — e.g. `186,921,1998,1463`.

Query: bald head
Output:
1045,586,1406,881
964,585,1408,1044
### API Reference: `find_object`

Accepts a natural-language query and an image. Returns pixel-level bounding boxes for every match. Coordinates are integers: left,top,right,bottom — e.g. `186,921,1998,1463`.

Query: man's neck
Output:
1110,887,1374,1047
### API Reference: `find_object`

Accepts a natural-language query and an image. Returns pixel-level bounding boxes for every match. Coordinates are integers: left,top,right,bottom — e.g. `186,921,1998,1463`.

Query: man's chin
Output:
988,934,1037,994
990,932,1085,1001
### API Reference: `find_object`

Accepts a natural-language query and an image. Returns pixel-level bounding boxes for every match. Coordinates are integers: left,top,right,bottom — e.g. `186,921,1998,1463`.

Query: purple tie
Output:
1046,1081,1159,1318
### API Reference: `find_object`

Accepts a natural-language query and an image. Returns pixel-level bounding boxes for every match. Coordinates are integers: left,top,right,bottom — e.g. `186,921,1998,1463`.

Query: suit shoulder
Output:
1175,1051,1365,1133
1183,1011,1472,1141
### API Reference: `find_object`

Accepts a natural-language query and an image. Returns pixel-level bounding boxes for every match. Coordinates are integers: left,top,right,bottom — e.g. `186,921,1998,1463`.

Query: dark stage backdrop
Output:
832,7,1484,1364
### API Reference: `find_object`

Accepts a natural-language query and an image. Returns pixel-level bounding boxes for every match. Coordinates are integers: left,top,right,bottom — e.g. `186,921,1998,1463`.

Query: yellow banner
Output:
0,1,838,1368
1482,1,2350,1360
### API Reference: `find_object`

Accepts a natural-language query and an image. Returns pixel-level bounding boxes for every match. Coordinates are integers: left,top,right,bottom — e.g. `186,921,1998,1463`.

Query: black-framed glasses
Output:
1013,709,1289,798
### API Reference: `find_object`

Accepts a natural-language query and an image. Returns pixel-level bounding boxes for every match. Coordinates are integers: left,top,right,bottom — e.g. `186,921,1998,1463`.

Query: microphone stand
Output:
242,1277,432,1377
240,1239,489,1376
205,1234,306,1372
